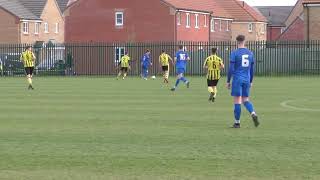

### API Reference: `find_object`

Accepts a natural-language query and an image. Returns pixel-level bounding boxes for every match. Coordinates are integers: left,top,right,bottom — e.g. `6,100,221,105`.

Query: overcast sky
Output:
244,0,297,6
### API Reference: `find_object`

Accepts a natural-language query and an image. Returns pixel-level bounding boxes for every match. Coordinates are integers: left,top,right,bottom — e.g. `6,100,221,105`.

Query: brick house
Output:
256,6,293,41
214,0,268,41
278,0,320,40
0,0,68,44
64,0,233,42
303,0,320,40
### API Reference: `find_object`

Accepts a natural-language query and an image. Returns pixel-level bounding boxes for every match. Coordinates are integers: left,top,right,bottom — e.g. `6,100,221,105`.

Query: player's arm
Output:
168,55,174,65
186,53,190,61
203,58,208,69
128,57,131,70
250,54,255,86
227,52,235,89
220,60,225,69
32,52,36,60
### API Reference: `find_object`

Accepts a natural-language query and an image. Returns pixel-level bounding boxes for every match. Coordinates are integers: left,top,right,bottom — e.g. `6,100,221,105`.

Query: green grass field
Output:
0,76,320,180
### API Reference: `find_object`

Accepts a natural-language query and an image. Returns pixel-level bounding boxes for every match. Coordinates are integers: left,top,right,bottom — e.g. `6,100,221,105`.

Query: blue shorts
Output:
231,79,251,97
176,68,185,75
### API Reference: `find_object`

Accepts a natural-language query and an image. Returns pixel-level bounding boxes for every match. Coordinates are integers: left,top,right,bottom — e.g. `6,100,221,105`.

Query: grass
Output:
0,76,319,180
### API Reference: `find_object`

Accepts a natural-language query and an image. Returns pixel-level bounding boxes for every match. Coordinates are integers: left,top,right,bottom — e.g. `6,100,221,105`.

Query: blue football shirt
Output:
230,48,254,82
142,54,151,67
175,50,189,69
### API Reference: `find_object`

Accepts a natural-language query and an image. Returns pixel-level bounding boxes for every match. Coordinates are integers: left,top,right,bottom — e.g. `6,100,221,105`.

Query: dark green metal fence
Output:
0,41,319,77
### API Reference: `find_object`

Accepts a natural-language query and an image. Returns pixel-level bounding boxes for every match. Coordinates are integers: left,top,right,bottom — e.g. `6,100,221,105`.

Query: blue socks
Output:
180,77,188,83
234,104,241,124
175,79,180,87
234,101,255,124
143,69,148,78
174,77,188,88
243,101,254,114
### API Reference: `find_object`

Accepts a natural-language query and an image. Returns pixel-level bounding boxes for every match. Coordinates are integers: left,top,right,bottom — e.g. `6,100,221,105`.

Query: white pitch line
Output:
280,99,320,112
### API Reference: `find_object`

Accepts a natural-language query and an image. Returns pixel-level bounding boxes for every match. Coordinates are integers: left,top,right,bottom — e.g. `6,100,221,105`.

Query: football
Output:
151,75,156,79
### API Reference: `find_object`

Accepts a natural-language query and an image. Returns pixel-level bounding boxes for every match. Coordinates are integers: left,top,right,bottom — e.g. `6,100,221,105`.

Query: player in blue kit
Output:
141,49,152,80
171,45,190,91
227,35,259,128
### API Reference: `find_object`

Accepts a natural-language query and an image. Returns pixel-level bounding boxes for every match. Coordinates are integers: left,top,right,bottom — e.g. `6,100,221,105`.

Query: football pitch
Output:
0,76,319,180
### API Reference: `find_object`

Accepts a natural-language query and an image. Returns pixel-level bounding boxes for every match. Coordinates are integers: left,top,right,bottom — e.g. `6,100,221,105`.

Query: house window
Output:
261,24,266,34
281,27,286,34
210,18,215,32
204,15,207,27
115,12,124,26
226,21,230,31
248,23,253,32
186,13,190,28
44,22,49,33
219,20,222,31
22,22,29,34
177,12,181,25
115,47,125,65
55,23,59,33
34,23,39,34
195,14,199,28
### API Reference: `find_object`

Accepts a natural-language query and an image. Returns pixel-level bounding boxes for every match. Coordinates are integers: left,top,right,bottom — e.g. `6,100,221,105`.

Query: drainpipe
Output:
174,10,177,42
209,12,213,41
306,5,310,42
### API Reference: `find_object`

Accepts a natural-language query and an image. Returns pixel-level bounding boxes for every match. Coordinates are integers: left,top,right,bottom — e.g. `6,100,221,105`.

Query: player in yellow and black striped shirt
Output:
159,50,173,83
20,46,36,90
203,48,224,102
117,52,131,80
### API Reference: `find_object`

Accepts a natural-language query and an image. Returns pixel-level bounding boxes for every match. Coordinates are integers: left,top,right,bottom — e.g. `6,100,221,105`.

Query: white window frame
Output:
34,23,39,34
210,18,215,32
186,13,190,28
226,21,230,31
261,24,266,34
219,20,222,31
22,22,29,34
115,12,124,26
177,12,181,25
248,23,253,32
55,23,59,34
195,14,199,28
204,15,207,27
115,47,125,65
44,22,49,33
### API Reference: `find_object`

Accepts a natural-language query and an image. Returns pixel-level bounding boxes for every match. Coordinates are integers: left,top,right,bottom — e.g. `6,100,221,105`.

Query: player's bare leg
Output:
27,74,34,90
232,96,242,128
164,71,169,83
242,97,259,127
208,86,215,102
117,71,122,80
123,73,127,80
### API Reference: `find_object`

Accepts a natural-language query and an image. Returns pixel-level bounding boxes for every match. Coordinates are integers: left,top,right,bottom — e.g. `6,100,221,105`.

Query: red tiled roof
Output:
214,0,267,22
303,0,320,3
163,0,232,18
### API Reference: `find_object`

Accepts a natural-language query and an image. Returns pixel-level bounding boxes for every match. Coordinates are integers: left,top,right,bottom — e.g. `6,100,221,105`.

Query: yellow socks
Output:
27,77,32,85
213,87,217,98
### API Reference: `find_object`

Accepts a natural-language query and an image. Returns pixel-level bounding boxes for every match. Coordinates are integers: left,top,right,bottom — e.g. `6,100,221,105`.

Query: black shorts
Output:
25,67,34,75
162,66,169,71
207,79,219,86
120,67,128,72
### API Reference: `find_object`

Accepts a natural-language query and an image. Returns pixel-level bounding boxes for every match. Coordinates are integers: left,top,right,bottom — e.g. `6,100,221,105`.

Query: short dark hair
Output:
211,48,217,54
146,49,150,53
25,46,31,51
162,50,165,53
178,45,183,50
236,35,245,43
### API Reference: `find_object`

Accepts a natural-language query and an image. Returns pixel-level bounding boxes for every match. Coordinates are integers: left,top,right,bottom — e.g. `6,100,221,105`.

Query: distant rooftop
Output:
256,6,293,27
